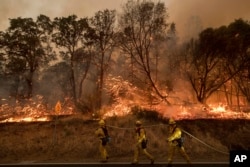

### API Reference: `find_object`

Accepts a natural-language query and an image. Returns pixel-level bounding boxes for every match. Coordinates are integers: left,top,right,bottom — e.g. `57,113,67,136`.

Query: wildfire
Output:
206,104,250,119
1,116,51,123
102,76,250,120
0,96,74,123
177,106,193,118
103,104,131,118
209,104,227,113
0,76,249,123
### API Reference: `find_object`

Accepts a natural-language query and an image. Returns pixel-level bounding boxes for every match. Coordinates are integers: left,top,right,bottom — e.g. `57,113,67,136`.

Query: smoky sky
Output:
0,0,250,41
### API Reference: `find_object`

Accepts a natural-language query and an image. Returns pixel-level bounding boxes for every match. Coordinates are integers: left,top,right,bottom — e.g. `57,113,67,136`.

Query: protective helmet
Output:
99,119,105,126
168,118,176,125
135,120,142,126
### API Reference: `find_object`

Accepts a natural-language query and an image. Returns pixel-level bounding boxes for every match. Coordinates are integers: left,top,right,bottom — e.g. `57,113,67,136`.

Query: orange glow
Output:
102,76,250,120
55,101,62,114
0,96,74,123
103,76,250,120
1,116,51,123
0,77,249,123
102,102,250,120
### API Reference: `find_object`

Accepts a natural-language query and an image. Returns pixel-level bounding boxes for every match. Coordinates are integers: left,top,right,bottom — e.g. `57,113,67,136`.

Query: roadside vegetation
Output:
0,111,249,163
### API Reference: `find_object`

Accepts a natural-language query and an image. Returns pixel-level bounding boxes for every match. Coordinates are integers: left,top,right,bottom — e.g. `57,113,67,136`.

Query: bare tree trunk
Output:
97,51,105,110
223,84,229,106
78,58,91,99
26,71,34,98
70,58,77,104
229,82,233,106
235,85,241,112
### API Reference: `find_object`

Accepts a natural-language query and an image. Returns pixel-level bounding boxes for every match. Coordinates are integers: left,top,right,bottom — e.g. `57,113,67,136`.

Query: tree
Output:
117,0,170,103
52,15,88,104
0,15,54,98
73,48,91,99
38,61,72,104
86,9,116,109
185,28,224,104
185,19,250,105
0,31,6,75
225,19,250,105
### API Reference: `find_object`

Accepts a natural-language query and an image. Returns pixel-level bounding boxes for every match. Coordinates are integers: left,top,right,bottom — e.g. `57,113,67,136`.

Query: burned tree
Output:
117,0,170,104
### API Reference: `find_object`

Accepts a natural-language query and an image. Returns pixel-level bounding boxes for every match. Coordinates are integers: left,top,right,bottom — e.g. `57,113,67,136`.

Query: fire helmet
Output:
168,118,176,125
135,120,142,126
99,119,105,126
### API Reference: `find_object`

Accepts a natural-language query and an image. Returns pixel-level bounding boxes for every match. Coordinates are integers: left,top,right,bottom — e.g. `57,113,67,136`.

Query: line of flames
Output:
102,101,250,120
1,98,249,123
0,96,74,123
1,75,249,123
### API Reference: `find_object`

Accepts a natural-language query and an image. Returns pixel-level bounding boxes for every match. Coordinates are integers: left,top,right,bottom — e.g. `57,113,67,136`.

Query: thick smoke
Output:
1,0,250,39
167,0,250,41
1,0,249,107
0,0,124,30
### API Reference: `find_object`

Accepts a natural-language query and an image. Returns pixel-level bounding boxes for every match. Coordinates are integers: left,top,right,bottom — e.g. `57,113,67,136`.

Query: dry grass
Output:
0,112,249,163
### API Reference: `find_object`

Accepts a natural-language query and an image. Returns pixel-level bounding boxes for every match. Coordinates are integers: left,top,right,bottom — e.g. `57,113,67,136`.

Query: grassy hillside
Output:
0,112,249,163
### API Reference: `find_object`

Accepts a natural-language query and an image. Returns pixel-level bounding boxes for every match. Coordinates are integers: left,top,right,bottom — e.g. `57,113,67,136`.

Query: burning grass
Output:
0,96,75,123
0,76,249,163
1,75,250,123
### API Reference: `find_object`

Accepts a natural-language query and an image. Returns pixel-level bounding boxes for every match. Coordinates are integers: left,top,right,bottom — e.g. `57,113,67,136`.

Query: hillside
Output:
0,113,249,164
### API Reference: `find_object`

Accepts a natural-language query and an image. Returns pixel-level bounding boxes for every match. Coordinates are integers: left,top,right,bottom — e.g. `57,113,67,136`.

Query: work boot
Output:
100,159,107,163
150,158,154,165
131,161,138,165
167,163,172,167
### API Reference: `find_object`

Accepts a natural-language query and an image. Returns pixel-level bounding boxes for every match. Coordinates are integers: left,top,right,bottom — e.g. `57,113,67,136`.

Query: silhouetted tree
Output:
185,19,250,105
52,15,88,104
0,15,54,98
117,0,170,104
225,19,250,105
85,9,116,109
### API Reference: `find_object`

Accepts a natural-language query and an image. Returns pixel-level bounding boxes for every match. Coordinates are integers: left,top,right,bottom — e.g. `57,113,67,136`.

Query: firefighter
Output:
132,120,154,165
167,118,191,166
95,119,110,162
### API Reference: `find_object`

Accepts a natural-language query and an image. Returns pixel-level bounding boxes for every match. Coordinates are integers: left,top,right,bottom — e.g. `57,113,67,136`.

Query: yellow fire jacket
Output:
95,127,106,138
168,126,182,146
136,127,147,144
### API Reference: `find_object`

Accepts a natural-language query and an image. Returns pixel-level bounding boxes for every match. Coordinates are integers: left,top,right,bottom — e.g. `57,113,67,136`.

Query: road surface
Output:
0,161,229,166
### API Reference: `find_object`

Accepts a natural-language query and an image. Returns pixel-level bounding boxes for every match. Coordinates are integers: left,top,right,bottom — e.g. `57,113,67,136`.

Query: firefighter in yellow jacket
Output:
95,119,110,162
132,120,154,164
167,118,191,165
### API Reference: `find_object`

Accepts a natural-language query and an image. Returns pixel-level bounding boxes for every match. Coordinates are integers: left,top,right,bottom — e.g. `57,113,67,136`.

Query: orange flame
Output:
0,96,75,123
1,76,249,122
55,101,62,114
102,75,250,120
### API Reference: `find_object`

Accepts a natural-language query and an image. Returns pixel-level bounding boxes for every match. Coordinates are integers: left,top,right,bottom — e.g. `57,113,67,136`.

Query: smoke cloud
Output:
167,0,250,41
1,0,249,40
0,0,125,30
